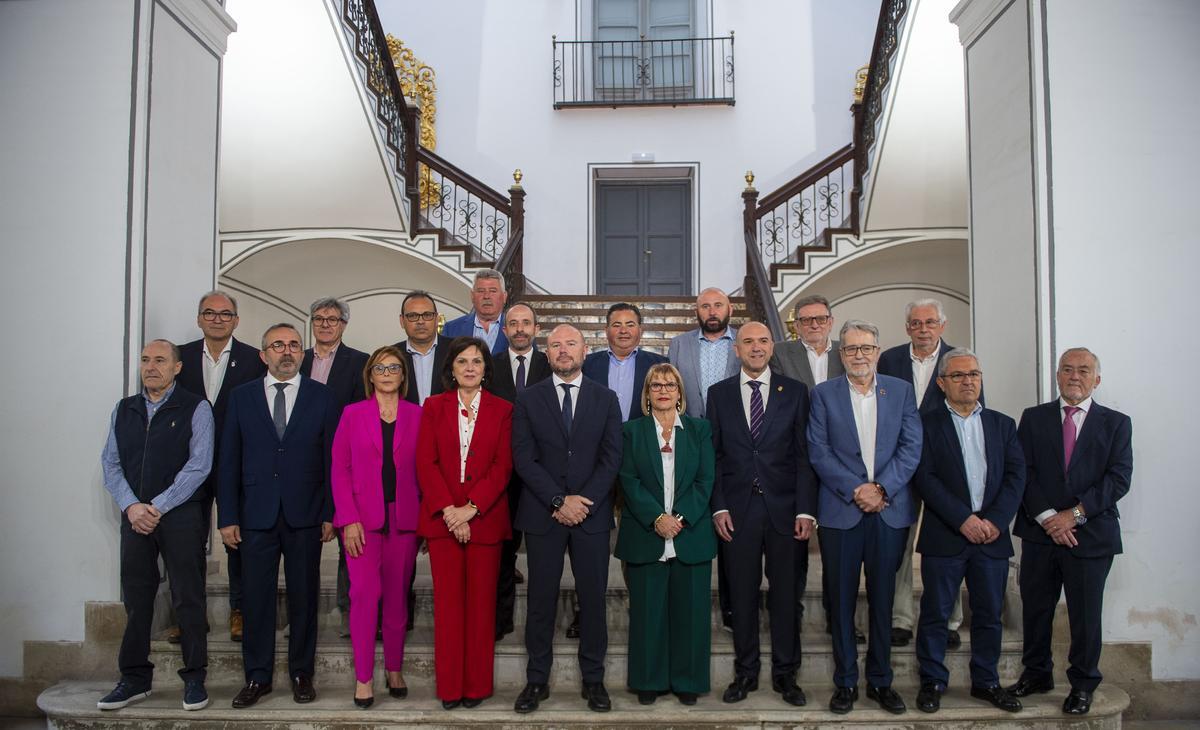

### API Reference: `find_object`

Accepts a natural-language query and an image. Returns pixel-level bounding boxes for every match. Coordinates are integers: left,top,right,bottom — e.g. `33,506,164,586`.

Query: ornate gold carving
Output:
385,35,439,208
853,65,869,104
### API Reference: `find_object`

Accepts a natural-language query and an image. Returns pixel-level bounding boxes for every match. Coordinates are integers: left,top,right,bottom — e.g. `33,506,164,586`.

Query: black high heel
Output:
353,693,374,709
386,680,408,699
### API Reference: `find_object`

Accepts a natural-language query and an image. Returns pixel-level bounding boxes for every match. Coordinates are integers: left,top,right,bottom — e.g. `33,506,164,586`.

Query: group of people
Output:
98,270,1132,719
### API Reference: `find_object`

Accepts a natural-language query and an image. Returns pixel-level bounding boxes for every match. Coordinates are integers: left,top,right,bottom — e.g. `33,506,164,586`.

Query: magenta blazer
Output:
331,398,423,531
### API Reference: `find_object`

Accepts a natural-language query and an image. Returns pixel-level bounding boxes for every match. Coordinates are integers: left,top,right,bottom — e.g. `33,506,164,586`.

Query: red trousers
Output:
427,538,501,701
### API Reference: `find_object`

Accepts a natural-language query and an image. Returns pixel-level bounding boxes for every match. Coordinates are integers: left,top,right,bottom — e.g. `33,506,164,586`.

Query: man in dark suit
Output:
1008,347,1132,716
176,290,265,642
394,290,451,405
217,323,337,708
912,348,1024,714
511,324,623,714
441,269,509,355
582,302,669,422
488,302,551,639
708,322,816,707
808,320,922,715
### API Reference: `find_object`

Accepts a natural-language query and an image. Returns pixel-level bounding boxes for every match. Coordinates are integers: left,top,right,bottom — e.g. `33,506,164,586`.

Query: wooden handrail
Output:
756,143,855,215
742,228,786,341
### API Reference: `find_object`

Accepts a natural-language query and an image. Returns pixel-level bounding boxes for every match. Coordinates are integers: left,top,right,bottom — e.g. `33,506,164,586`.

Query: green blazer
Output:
615,414,717,565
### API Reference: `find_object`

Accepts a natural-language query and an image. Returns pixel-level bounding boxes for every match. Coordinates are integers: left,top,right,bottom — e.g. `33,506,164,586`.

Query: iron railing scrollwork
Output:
751,144,856,270
855,0,909,190
415,147,518,265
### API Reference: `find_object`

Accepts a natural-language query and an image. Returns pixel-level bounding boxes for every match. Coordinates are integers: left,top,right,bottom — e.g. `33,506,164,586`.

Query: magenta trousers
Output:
345,526,419,683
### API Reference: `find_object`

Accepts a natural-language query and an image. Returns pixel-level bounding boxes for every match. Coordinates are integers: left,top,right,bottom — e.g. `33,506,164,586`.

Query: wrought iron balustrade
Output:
342,0,415,181
753,145,856,269
553,35,735,108
416,148,516,264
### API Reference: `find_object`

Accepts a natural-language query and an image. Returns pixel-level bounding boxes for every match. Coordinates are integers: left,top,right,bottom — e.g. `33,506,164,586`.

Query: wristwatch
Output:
1072,505,1087,525
551,495,566,511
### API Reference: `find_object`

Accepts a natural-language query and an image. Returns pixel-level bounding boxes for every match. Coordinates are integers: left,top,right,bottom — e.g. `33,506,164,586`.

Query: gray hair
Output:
147,338,182,363
197,290,238,314
309,296,350,323
472,269,506,291
260,322,301,350
938,347,979,376
904,298,946,324
792,294,831,316
1059,347,1102,374
839,319,879,344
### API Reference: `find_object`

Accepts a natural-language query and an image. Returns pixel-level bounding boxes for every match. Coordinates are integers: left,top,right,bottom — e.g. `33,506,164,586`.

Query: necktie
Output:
515,355,527,392
1062,405,1080,469
560,383,574,437
748,381,764,441
272,382,288,439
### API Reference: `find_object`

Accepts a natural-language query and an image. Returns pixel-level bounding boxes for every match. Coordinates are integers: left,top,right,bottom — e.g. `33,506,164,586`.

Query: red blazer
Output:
416,389,513,544
331,398,423,531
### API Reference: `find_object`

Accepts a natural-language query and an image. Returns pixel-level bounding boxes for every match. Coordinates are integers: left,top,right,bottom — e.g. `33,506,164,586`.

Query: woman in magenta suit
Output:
416,336,513,709
331,345,423,708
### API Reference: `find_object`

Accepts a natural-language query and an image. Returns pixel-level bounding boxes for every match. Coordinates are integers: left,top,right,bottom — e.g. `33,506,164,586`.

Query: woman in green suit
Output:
616,363,717,705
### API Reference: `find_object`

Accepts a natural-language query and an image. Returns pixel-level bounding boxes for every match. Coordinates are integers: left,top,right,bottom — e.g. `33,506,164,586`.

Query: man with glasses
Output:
809,320,921,715
177,290,265,642
442,269,509,355
217,323,337,708
394,290,451,406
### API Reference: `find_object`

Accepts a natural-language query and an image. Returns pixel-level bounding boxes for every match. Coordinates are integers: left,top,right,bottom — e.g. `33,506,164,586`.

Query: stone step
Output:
37,679,1131,728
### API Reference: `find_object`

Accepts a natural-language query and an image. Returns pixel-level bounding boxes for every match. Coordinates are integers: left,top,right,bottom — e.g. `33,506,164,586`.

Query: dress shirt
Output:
507,348,533,385
264,373,301,426
654,413,683,561
201,338,233,403
308,345,338,384
697,328,734,410
849,378,878,483
456,389,480,483
946,401,987,511
607,348,639,422
101,383,215,514
551,371,584,419
1034,395,1094,525
804,340,833,384
472,314,502,352
407,340,437,405
910,342,941,406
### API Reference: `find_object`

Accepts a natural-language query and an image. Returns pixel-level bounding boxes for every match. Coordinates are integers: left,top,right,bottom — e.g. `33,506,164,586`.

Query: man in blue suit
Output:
218,323,337,709
441,269,509,355
582,302,668,422
808,320,922,715
912,348,1024,714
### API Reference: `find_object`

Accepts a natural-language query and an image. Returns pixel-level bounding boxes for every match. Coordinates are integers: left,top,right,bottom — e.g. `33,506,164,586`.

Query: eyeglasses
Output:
841,345,879,356
200,309,236,322
312,316,344,327
403,311,437,322
797,315,831,326
944,370,982,383
265,341,302,353
649,382,679,392
372,363,404,375
907,318,943,329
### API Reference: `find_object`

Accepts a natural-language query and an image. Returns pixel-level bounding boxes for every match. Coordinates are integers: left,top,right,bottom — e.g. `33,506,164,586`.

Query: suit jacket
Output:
511,376,623,535
1013,400,1133,557
442,311,509,355
807,374,923,530
415,389,514,544
394,335,453,404
300,344,369,417
615,414,717,565
707,371,818,536
582,348,670,421
330,398,423,532
668,327,740,418
769,339,845,388
878,339,983,415
914,406,1025,558
489,348,552,403
217,376,337,530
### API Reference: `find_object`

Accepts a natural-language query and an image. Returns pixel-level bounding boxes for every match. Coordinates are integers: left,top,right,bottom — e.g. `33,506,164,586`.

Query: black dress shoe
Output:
1063,688,1092,715
770,675,807,706
514,682,549,713
495,621,514,641
292,676,316,703
946,629,962,649
972,684,1022,712
890,627,913,647
442,699,461,710
676,691,697,705
353,693,374,709
916,682,943,713
722,675,758,703
867,684,907,714
566,613,581,639
829,685,858,714
1008,675,1055,697
461,697,483,708
386,680,407,699
232,681,272,709
582,682,611,712
637,690,658,705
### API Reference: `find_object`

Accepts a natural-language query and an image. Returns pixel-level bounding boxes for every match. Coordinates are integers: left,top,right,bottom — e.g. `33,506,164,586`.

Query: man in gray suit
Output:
770,295,845,388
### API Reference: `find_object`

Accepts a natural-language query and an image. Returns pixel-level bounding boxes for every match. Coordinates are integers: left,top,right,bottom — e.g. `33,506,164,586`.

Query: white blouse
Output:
457,390,480,483
654,414,684,561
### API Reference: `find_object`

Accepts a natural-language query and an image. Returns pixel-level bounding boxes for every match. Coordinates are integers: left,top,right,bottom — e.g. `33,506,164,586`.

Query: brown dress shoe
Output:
166,626,182,644
230,609,244,642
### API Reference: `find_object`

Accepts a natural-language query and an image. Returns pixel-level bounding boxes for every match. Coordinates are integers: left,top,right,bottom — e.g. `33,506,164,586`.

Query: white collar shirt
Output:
849,377,878,482
910,341,941,406
551,371,584,419
264,372,302,426
655,412,684,561
457,389,481,482
201,338,234,404
803,340,832,385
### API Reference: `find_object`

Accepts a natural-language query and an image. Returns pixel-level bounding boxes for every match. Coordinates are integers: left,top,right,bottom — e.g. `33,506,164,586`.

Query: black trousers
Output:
1019,540,1113,692
916,545,1007,687
118,501,208,688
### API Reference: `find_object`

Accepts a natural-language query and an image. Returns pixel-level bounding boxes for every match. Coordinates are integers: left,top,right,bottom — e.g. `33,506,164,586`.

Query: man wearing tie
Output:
1008,348,1132,716
218,323,337,708
808,320,922,715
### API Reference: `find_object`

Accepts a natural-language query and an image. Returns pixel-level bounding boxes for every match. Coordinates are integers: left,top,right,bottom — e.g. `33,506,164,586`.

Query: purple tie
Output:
749,381,764,441
1062,405,1080,469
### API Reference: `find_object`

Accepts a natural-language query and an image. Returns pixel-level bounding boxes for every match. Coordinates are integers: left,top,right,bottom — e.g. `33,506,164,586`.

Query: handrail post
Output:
505,169,526,302
850,99,864,235
404,99,420,226
742,170,759,272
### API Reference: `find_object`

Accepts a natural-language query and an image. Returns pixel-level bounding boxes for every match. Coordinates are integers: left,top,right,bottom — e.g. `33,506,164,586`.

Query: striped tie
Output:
749,380,764,441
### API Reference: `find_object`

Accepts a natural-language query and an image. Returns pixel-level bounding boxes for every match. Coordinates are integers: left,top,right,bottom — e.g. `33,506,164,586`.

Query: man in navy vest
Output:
98,339,215,712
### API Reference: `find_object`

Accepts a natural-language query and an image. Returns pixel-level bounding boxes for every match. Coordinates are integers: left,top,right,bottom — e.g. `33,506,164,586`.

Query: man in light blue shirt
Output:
442,269,509,355
582,303,668,422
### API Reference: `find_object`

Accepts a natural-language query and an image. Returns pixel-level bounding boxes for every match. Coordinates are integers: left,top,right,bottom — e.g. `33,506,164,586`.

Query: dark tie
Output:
1062,405,1080,469
560,383,574,437
515,354,527,392
748,380,764,441
272,382,288,439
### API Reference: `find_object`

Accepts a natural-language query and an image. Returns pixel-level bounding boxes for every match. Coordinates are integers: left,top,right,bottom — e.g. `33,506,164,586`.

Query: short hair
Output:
792,294,831,317
363,345,407,398
147,338,181,363
505,301,538,324
260,322,301,350
401,290,437,314
839,319,880,344
640,363,687,416
197,289,238,314
905,298,946,324
606,302,642,325
309,297,350,322
1059,347,1101,374
440,337,495,391
472,269,506,291
938,347,978,377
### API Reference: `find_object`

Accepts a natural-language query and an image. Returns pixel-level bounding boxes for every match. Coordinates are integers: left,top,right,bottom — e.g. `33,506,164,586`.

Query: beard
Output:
699,313,730,334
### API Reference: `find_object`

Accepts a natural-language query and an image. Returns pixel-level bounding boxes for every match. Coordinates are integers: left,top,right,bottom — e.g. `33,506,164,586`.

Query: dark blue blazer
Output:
913,406,1025,558
581,348,669,421
878,340,983,415
808,374,923,530
706,371,818,537
300,344,369,417
1013,400,1133,557
511,376,623,535
217,376,337,531
442,311,509,356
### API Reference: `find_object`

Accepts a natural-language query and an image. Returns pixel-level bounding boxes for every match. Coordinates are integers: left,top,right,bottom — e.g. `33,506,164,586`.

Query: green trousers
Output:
625,558,712,693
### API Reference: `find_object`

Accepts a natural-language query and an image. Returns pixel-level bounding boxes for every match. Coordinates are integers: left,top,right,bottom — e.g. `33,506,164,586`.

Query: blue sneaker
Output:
97,681,151,710
183,680,209,711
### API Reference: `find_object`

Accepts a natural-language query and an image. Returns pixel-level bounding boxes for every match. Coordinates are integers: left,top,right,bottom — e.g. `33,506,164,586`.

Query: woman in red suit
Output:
331,346,423,708
416,336,513,709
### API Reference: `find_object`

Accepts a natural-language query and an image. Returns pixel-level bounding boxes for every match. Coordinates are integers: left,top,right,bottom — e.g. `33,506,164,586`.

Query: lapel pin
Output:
170,420,177,428
879,387,887,396
777,385,783,392
231,359,237,368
